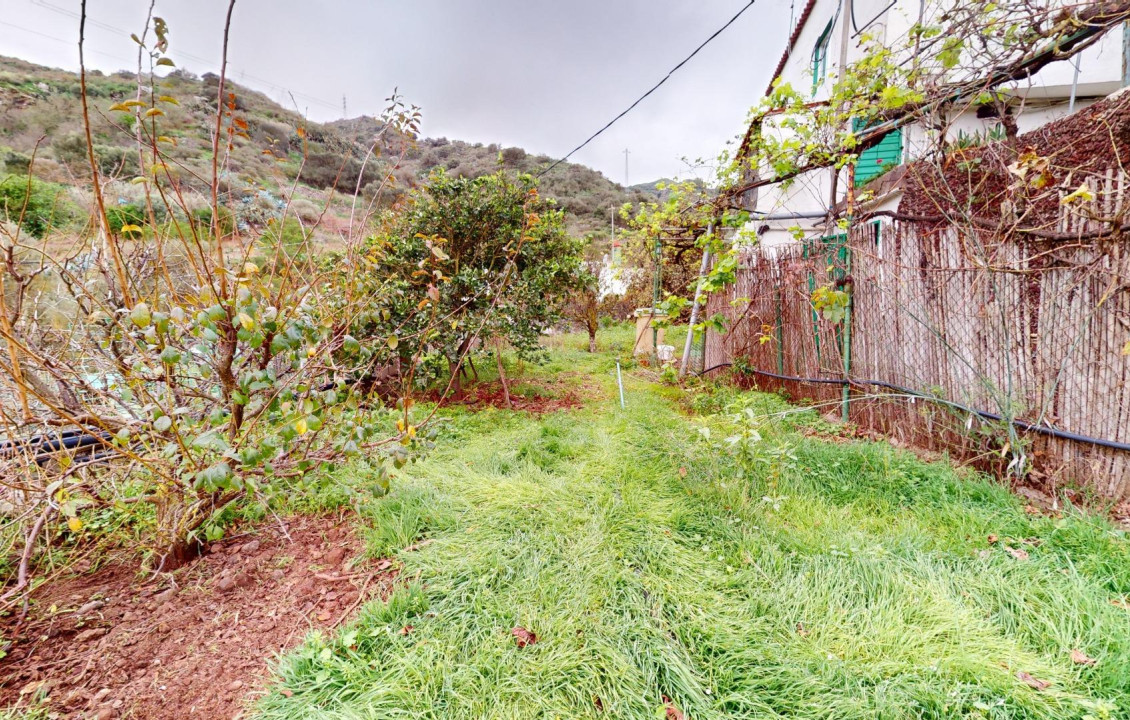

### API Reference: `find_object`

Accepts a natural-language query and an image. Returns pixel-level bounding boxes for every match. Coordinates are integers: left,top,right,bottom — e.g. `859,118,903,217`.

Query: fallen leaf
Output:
678,467,687,478
1070,649,1097,666
280,689,293,698
1017,671,1050,690
987,534,998,544
511,626,537,648
1112,597,1130,610
375,559,393,571
662,695,686,720
795,622,809,637
1005,546,1030,561
593,695,604,712
400,625,414,636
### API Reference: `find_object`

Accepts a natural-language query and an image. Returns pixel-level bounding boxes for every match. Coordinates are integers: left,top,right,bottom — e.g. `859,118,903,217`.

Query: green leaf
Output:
156,57,176,67
154,415,173,432
130,302,152,329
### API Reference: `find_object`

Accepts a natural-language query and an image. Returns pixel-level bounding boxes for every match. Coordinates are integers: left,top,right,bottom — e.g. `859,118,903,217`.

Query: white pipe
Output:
680,223,714,377
616,362,625,409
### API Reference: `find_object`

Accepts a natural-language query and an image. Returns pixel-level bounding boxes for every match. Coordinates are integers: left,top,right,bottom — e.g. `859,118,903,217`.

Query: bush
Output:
297,150,381,191
1,148,31,175
0,174,71,237
104,203,147,234
192,205,236,237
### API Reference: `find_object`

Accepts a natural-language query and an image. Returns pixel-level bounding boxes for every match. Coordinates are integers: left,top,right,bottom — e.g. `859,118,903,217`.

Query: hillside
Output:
0,55,648,241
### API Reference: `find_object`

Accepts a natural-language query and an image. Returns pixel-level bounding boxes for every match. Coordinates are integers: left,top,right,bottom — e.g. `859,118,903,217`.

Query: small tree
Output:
367,170,585,395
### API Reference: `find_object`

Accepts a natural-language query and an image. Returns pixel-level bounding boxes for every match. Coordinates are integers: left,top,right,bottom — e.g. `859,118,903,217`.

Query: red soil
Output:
0,514,396,719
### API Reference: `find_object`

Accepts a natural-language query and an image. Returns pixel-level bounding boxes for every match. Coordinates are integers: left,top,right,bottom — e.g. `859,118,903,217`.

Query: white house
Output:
746,0,1127,250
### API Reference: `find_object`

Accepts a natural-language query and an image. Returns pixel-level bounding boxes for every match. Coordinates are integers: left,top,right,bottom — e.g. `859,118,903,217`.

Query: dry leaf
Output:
400,625,414,636
280,689,293,698
1005,546,1030,561
987,534,998,544
1070,649,1097,666
404,539,435,553
796,622,809,637
1017,671,1050,690
511,626,537,648
662,696,686,720
1111,597,1130,610
678,467,688,478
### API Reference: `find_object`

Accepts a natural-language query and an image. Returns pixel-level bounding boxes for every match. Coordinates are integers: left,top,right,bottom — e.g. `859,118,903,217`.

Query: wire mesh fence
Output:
704,219,1130,500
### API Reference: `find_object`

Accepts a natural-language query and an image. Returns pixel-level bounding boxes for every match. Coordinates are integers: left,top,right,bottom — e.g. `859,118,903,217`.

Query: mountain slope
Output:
0,55,648,240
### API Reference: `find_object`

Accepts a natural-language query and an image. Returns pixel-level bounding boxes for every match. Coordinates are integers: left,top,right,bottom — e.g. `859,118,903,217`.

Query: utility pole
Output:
610,206,617,264
342,94,348,119
623,148,631,187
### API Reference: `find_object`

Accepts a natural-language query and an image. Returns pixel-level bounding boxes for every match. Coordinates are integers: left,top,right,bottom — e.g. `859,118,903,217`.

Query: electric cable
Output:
538,0,760,178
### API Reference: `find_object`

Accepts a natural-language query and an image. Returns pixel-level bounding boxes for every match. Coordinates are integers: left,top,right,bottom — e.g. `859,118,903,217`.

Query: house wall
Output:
749,0,1126,249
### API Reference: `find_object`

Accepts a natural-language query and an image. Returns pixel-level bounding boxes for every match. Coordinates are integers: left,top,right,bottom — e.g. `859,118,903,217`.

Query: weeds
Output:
254,339,1130,719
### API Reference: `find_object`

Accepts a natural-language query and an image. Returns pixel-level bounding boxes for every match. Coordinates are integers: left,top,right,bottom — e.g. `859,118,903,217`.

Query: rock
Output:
270,569,285,581
229,680,244,691
241,540,261,554
154,588,177,604
234,571,254,588
93,688,112,703
325,547,346,567
76,600,105,615
96,708,115,720
216,576,236,593
75,627,108,643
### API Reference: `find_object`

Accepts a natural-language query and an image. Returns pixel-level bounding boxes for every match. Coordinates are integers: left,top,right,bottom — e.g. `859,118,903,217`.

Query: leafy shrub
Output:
0,174,70,237
297,150,381,191
104,203,146,234
192,205,236,236
1,148,31,175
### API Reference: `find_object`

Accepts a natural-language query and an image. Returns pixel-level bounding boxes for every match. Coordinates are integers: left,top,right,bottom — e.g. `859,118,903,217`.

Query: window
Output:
812,17,835,94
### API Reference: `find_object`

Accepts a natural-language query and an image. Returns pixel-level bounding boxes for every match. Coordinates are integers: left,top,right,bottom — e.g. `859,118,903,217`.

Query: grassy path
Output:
255,342,1130,720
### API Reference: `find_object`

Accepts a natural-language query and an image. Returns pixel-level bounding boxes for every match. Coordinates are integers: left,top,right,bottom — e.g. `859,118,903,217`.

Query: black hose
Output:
696,363,1130,452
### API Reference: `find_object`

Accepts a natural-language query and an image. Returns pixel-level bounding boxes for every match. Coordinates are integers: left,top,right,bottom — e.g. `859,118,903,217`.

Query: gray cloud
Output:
1,0,788,183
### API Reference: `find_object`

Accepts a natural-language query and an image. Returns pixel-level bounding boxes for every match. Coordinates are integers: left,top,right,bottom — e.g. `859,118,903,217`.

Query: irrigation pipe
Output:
697,363,1130,452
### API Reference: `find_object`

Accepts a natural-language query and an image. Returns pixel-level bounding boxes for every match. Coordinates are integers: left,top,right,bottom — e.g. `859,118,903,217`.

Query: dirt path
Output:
0,514,396,719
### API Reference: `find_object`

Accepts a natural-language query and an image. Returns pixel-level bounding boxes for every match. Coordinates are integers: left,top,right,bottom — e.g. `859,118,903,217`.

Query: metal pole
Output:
616,361,626,409
652,234,662,363
1069,55,1082,113
680,222,714,377
841,166,856,423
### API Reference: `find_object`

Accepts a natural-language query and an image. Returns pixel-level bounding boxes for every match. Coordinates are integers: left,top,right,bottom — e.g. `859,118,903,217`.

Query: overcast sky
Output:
1,1,789,184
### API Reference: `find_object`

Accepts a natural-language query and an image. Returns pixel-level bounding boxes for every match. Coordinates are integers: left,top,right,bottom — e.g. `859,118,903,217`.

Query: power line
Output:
538,0,759,179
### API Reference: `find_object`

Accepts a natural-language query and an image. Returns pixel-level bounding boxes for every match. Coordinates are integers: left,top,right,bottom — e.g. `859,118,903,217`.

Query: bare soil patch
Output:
0,514,396,719
438,378,586,415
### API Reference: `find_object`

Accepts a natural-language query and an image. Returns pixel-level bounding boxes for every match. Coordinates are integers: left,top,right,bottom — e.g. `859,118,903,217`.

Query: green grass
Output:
253,332,1130,720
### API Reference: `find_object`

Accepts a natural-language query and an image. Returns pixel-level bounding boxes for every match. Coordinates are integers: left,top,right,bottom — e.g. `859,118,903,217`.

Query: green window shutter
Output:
854,124,903,185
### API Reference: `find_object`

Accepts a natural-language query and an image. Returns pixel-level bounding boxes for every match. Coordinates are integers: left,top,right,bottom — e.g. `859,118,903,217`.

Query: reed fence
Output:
704,219,1130,500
